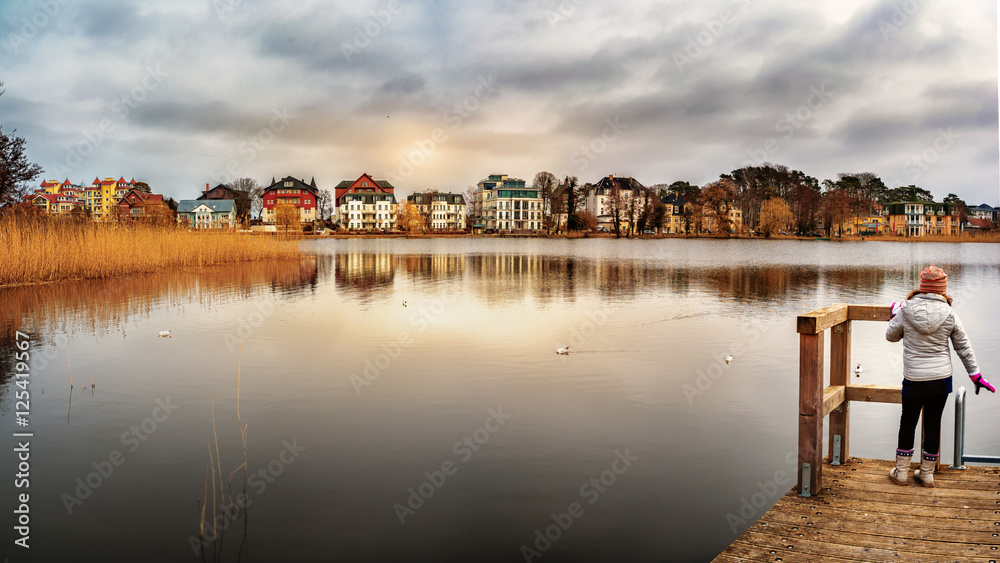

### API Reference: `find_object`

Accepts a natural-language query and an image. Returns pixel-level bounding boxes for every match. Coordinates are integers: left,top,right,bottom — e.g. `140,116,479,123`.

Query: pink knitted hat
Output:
918,265,947,294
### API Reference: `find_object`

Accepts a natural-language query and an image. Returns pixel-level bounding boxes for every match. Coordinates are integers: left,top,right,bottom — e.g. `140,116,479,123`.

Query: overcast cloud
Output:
1,0,997,203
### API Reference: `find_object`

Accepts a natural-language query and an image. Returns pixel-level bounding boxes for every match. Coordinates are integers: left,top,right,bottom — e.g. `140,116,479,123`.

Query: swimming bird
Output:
159,330,172,337
556,347,570,355
725,354,733,364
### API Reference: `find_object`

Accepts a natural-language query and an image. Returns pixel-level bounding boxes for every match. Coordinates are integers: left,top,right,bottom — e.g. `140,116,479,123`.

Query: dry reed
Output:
0,216,301,286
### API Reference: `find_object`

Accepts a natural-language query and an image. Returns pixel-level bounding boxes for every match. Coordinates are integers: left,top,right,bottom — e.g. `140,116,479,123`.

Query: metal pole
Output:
949,386,967,470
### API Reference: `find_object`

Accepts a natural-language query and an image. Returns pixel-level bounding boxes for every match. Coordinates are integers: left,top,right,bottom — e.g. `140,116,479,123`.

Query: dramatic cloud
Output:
0,0,996,203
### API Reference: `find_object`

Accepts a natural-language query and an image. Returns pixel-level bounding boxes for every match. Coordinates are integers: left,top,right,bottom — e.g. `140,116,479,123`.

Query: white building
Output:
406,192,467,230
473,174,542,232
585,175,646,231
339,192,397,230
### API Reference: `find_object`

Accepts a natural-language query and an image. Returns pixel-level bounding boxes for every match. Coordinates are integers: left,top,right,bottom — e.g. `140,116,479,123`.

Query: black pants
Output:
897,393,949,453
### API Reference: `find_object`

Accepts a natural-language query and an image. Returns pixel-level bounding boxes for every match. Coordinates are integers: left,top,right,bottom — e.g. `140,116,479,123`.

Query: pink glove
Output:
890,301,905,318
970,373,995,395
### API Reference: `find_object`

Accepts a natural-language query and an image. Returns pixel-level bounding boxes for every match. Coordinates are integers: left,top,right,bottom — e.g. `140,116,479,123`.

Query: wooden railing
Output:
796,304,898,496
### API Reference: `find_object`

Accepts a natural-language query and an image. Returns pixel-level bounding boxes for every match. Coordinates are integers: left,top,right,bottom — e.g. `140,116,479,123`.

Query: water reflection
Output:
1,240,997,562
5,251,986,342
0,259,318,404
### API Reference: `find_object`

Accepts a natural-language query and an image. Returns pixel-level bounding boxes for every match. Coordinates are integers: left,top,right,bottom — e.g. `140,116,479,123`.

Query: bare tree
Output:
317,189,333,221
533,171,558,233
275,201,300,233
0,82,44,206
821,188,852,236
397,202,424,233
758,197,793,237
230,177,262,223
576,210,598,233
609,181,624,238
701,179,737,237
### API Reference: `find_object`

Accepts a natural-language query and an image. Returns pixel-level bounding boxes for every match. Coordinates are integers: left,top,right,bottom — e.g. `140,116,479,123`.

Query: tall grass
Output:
0,216,301,286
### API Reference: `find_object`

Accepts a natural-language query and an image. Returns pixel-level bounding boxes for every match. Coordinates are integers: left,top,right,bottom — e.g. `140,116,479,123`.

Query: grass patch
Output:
0,216,301,287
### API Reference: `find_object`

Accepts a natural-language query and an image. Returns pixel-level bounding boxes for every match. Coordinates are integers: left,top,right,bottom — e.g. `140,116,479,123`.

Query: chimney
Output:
204,183,209,194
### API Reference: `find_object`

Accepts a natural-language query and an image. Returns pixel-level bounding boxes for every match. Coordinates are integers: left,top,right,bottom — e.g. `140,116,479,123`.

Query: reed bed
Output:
0,216,301,286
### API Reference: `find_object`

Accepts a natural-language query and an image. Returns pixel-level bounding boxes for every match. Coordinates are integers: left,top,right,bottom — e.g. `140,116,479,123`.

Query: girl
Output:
886,265,992,487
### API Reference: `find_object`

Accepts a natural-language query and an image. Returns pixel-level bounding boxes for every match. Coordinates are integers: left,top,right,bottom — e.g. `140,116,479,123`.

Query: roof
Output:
593,175,646,194
340,193,398,205
334,173,395,203
197,184,235,200
176,200,236,213
264,176,318,195
967,218,995,229
406,192,465,204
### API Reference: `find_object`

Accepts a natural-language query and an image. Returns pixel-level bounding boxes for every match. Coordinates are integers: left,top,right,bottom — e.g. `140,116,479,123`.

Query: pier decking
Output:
713,457,1000,562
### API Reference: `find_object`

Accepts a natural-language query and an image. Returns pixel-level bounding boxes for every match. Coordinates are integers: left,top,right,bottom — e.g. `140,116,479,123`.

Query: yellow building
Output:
702,203,743,234
86,177,138,222
884,201,958,237
31,180,85,216
841,216,885,236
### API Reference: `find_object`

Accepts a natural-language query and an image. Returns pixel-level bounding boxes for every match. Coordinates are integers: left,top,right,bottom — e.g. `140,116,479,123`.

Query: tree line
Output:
521,164,976,238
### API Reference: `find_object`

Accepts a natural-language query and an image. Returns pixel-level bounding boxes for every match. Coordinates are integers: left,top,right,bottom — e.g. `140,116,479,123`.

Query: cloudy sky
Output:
1,0,997,204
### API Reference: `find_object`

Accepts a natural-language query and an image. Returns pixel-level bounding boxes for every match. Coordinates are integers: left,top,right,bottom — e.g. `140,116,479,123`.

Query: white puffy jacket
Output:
885,293,979,381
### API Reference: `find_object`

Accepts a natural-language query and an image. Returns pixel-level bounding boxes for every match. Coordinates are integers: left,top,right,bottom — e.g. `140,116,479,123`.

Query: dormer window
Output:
284,181,293,187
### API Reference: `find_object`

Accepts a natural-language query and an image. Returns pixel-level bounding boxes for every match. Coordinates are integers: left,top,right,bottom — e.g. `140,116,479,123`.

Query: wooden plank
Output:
798,332,825,494
845,385,901,404
796,303,848,334
719,541,861,563
768,499,997,531
825,475,998,501
827,458,1000,483
821,386,845,418
825,467,999,491
847,305,893,322
760,512,999,547
732,529,989,562
829,320,851,463
824,485,998,510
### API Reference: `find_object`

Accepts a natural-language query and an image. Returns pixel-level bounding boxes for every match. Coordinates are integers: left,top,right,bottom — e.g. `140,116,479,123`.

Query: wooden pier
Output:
714,304,1000,561
713,457,1000,561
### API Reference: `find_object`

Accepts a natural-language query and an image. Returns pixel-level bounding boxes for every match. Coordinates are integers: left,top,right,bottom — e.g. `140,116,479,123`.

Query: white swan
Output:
725,354,733,364
158,330,172,337
556,346,570,355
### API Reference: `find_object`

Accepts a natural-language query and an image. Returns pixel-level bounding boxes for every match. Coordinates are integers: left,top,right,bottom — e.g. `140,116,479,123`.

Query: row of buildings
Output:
25,174,999,237
31,177,166,222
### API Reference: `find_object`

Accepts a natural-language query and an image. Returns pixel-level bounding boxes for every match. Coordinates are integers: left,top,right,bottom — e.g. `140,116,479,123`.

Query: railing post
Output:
828,320,851,465
798,331,824,496
950,387,967,470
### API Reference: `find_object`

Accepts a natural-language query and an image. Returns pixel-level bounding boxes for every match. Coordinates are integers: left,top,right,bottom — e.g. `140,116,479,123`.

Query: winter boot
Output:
913,451,938,487
888,449,913,486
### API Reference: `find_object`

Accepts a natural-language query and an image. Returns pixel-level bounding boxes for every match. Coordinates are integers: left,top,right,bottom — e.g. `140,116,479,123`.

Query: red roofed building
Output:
31,179,86,216
261,176,319,224
84,177,138,221
334,173,397,230
116,188,168,225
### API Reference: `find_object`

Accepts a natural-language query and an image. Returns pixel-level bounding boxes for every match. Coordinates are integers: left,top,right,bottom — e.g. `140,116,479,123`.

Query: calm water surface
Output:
2,239,998,562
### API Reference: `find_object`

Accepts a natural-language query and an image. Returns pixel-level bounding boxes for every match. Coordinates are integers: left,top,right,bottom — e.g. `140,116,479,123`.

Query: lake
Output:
2,238,998,562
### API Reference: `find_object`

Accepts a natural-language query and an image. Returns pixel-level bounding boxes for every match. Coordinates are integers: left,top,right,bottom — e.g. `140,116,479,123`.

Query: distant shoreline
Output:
304,232,1000,243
